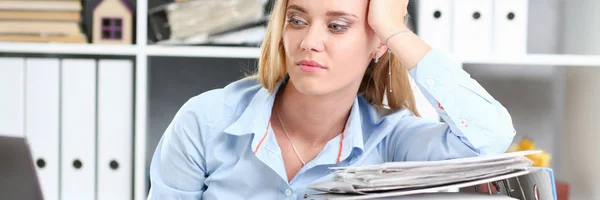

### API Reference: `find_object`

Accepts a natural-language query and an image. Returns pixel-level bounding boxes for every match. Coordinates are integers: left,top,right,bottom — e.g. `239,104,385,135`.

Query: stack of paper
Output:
306,150,541,199
0,0,87,43
165,0,265,41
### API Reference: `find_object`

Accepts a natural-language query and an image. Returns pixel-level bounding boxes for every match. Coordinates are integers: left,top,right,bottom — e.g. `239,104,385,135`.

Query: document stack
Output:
155,0,267,45
306,150,555,200
0,0,87,43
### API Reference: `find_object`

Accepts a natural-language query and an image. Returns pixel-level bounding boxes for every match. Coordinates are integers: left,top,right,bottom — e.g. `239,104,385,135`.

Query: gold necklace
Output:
275,109,307,166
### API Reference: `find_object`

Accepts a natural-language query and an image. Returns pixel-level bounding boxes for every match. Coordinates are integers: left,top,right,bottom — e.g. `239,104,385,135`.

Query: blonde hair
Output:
253,0,420,116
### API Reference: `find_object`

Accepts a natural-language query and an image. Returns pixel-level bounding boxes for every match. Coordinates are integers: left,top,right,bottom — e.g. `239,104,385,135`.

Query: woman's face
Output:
282,0,380,96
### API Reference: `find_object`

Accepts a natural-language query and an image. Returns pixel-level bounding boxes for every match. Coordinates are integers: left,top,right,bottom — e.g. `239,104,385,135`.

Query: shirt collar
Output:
223,78,366,157
222,79,279,137
343,97,366,156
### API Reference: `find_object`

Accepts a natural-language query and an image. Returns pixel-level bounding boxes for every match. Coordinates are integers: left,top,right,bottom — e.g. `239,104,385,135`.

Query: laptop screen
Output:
0,135,44,200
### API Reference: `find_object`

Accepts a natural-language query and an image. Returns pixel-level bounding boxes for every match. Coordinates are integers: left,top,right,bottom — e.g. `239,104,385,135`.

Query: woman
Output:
148,0,516,199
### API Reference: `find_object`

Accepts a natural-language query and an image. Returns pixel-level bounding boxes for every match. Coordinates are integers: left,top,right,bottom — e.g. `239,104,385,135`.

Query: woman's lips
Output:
297,60,326,72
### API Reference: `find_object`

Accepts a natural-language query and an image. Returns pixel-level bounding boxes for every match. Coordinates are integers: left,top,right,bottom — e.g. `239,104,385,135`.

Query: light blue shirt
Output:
147,49,516,200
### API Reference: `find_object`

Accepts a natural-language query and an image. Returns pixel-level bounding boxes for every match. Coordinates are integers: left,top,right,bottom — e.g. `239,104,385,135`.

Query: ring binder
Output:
461,168,556,200
515,176,527,199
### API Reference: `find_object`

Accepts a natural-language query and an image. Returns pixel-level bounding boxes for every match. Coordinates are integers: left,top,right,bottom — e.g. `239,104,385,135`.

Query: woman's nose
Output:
300,25,326,52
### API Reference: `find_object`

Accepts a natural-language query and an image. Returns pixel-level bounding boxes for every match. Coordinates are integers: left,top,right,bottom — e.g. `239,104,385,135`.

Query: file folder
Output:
60,59,97,200
417,0,453,54
97,59,133,200
0,135,45,200
493,0,528,55
25,58,60,200
452,0,493,56
0,57,25,137
502,168,556,200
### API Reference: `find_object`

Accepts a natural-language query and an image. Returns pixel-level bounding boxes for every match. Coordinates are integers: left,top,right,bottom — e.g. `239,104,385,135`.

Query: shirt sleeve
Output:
387,48,516,161
147,99,208,199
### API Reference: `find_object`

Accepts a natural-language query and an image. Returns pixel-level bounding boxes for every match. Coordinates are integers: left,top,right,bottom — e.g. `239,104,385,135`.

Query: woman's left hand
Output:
367,0,410,42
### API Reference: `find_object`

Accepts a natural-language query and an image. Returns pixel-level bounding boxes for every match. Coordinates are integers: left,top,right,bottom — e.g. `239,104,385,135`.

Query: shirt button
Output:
460,119,468,128
426,78,435,87
285,189,292,196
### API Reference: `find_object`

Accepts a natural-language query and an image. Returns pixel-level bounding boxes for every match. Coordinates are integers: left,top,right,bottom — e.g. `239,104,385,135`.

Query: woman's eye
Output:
328,23,348,32
287,17,307,27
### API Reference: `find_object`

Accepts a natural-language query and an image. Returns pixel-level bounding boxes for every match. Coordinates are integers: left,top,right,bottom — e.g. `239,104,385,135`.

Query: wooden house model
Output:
93,0,134,44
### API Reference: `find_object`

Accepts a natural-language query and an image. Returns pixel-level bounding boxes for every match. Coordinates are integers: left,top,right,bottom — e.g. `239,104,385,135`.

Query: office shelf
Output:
146,45,261,59
459,53,600,67
3,42,598,67
0,42,138,56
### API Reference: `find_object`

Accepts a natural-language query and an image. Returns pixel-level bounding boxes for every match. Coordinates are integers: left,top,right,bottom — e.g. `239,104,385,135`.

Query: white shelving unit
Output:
2,39,600,200
146,45,261,58
3,42,600,66
1,0,599,200
5,42,600,200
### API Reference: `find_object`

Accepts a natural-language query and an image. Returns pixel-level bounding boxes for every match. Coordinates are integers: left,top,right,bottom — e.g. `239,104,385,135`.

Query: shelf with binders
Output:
416,0,600,68
3,0,599,200
0,55,137,200
418,1,600,200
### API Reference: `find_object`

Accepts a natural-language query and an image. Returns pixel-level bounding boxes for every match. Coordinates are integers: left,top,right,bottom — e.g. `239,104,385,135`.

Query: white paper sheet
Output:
307,151,541,198
306,169,532,200
330,150,540,172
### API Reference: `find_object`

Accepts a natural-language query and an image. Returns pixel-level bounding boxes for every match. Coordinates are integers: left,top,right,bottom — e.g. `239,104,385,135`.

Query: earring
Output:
388,49,393,93
374,52,379,63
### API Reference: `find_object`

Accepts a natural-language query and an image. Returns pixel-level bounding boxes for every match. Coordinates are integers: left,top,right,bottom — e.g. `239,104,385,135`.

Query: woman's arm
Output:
369,0,516,161
147,98,208,199
383,49,516,161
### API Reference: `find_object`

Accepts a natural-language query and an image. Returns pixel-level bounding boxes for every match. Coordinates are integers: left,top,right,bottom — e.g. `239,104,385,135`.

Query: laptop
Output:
0,135,44,200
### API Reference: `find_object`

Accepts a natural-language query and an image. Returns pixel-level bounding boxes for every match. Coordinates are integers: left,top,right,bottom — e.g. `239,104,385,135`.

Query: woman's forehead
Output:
286,0,368,17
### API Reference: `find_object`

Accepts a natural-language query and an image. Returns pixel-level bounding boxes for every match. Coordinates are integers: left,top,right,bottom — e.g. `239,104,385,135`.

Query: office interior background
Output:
0,0,599,199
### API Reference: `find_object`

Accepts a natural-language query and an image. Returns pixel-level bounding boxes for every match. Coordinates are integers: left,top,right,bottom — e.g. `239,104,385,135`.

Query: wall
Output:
146,57,257,169
560,0,600,199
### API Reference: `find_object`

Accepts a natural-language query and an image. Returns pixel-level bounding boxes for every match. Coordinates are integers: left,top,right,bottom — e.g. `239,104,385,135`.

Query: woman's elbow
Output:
480,106,516,155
